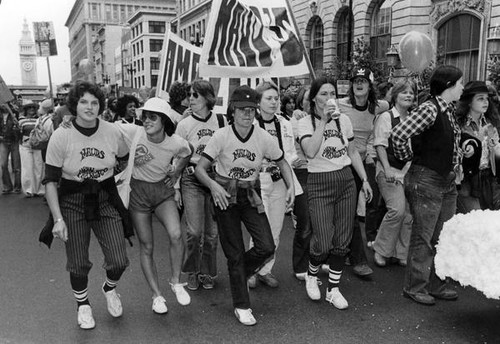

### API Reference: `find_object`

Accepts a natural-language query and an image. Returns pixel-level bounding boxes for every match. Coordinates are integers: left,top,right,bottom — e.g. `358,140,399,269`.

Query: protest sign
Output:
199,0,309,78
156,30,277,114
33,21,58,57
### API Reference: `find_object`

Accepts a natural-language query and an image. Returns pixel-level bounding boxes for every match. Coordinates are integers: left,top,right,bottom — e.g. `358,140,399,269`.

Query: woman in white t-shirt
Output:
298,76,372,310
195,85,295,326
118,97,193,315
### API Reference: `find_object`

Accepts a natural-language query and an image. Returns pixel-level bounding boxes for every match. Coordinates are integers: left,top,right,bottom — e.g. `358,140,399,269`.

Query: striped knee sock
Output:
70,273,89,309
102,277,118,293
328,268,342,290
308,262,320,277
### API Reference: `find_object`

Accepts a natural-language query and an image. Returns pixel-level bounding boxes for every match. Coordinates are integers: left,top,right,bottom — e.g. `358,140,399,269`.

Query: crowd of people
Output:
2,63,500,330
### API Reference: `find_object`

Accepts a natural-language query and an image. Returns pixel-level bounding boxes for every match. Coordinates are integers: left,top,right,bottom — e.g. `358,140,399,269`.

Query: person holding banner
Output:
195,85,294,326
298,76,373,310
117,97,193,314
176,79,224,291
44,81,131,330
247,81,300,289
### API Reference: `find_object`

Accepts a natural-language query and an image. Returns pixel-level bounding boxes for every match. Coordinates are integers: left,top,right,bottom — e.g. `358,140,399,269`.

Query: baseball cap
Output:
230,85,258,108
350,67,374,83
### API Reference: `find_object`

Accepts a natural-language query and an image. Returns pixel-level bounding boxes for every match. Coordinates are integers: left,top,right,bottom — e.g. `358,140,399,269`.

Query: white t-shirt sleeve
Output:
202,129,222,162
297,116,313,142
263,130,284,161
373,112,392,148
46,128,67,167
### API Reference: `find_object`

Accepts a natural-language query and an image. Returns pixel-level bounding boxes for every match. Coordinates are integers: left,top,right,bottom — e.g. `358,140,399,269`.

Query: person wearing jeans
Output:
0,104,21,194
392,65,464,305
195,85,294,326
176,80,224,291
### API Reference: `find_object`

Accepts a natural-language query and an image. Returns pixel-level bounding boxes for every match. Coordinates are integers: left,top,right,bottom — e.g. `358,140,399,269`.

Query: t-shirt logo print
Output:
134,144,154,166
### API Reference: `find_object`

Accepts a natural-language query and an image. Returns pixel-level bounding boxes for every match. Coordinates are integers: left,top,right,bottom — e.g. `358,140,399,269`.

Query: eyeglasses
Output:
353,78,369,84
188,91,199,98
141,112,160,122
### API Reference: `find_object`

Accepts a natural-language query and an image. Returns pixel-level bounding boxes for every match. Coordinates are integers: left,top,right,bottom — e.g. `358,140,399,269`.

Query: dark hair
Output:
429,65,463,97
456,88,500,129
191,79,216,110
115,94,140,118
308,76,337,118
107,96,117,112
143,109,176,136
347,76,379,114
67,80,106,116
280,94,296,116
295,86,310,111
377,81,394,100
168,81,190,107
0,104,10,114
390,79,417,107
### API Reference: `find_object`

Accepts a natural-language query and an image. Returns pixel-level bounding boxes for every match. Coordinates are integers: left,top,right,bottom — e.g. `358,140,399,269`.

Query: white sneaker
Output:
102,288,123,317
321,264,329,272
325,287,348,310
170,283,191,306
234,308,256,326
305,275,321,300
295,272,307,281
77,305,95,330
152,295,168,314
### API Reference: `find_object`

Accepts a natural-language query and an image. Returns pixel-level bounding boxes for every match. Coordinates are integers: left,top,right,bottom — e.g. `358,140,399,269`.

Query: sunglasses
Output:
141,112,160,122
188,91,199,98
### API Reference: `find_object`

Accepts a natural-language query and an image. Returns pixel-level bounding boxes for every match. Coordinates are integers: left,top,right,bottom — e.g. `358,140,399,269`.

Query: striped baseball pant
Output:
60,192,129,277
307,167,357,262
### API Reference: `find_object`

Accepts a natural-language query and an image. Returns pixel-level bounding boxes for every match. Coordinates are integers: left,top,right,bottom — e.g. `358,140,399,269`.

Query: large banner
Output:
198,0,309,78
0,74,13,103
33,21,58,57
156,30,277,114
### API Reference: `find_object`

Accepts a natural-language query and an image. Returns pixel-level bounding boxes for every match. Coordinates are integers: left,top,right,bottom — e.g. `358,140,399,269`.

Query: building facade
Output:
127,9,176,89
291,0,500,83
65,0,175,82
171,0,211,46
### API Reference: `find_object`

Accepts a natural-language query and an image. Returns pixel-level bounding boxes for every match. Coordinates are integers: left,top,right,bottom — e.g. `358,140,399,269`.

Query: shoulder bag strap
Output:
123,127,142,183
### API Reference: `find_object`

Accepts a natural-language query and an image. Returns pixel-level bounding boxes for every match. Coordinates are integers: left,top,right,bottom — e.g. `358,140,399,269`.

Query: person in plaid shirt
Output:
391,65,464,306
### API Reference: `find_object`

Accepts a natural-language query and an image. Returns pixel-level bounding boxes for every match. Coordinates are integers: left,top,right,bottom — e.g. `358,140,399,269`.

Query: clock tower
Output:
19,18,38,86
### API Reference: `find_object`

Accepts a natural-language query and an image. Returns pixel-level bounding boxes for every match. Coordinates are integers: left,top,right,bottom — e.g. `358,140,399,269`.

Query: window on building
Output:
139,23,143,34
133,44,136,56
105,4,111,21
128,5,134,17
112,4,118,21
150,39,163,52
150,57,160,70
149,21,166,34
141,58,144,71
140,40,144,54
151,74,158,87
90,3,99,20
437,14,480,82
309,16,324,71
142,76,145,86
120,5,126,23
337,9,353,62
370,0,394,62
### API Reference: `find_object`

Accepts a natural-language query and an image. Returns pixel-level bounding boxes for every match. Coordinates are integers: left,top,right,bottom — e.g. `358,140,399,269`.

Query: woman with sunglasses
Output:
118,97,193,314
176,79,225,291
247,81,301,289
195,85,295,326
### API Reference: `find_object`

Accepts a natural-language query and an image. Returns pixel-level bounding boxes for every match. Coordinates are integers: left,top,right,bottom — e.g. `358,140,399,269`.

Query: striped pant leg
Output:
92,193,129,277
307,171,338,263
62,193,93,276
330,168,357,256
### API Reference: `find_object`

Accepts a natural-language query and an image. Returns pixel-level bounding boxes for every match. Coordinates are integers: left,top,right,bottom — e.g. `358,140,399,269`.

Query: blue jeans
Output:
214,188,275,309
0,141,21,192
181,173,218,277
404,165,457,296
292,168,311,273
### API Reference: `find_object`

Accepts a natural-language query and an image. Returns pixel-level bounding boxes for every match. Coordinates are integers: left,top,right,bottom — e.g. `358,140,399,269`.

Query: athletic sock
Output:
327,255,344,290
70,273,90,309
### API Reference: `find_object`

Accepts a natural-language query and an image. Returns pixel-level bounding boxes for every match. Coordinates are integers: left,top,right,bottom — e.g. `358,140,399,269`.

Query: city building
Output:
127,9,176,89
65,0,175,82
171,0,210,46
291,0,500,83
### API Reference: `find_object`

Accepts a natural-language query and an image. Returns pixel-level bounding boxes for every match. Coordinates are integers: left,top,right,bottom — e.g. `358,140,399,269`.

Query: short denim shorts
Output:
129,178,175,213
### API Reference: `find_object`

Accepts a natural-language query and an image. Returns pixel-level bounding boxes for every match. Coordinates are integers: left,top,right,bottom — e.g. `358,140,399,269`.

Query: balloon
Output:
78,59,95,75
399,31,433,73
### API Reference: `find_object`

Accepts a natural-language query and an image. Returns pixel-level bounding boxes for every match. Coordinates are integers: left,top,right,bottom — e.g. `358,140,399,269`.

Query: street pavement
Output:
1,192,499,344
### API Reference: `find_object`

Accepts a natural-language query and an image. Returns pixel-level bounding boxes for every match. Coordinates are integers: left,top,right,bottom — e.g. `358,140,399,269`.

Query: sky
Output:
0,0,75,87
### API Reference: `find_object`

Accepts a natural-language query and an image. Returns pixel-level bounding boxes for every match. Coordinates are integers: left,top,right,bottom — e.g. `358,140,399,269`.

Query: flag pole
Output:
284,0,316,80
46,56,53,99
